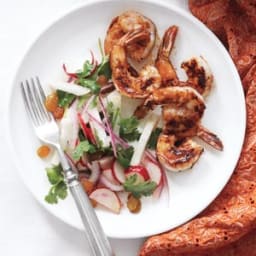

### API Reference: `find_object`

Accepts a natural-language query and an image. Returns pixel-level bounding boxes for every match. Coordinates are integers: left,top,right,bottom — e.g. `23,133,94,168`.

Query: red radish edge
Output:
125,165,150,181
112,160,126,184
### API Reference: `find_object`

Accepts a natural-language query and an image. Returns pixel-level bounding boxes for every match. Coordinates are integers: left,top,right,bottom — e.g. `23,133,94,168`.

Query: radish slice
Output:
130,113,159,166
50,81,91,96
89,188,121,213
102,169,120,184
143,161,162,185
125,166,150,182
99,175,124,192
88,161,100,183
112,160,126,184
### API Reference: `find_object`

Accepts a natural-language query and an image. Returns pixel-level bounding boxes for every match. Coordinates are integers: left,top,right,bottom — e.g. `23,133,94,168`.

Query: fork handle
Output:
66,170,115,256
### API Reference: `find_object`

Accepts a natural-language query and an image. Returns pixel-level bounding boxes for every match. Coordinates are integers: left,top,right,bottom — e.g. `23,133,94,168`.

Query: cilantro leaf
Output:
147,128,162,149
76,60,94,78
44,164,68,204
72,140,97,161
77,78,100,94
54,181,68,199
45,190,58,204
97,56,111,80
119,117,141,141
46,164,63,185
124,174,157,198
117,146,134,168
56,90,76,108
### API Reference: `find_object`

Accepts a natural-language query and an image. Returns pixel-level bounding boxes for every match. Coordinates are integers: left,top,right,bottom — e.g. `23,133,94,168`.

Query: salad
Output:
38,47,167,214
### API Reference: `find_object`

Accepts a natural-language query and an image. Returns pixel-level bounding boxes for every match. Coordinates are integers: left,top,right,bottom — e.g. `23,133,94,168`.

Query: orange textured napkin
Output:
139,1,256,255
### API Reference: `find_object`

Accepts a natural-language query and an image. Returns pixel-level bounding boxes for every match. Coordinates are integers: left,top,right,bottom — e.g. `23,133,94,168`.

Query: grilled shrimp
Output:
156,26,213,96
110,29,161,99
154,26,223,150
146,86,206,137
104,11,156,61
181,56,213,98
156,133,203,171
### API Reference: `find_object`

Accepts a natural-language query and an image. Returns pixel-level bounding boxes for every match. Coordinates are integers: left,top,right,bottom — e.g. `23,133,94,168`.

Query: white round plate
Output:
6,0,246,238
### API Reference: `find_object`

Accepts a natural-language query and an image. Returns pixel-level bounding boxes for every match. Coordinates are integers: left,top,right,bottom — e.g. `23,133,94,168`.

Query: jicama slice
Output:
50,81,91,96
59,101,79,150
130,113,159,166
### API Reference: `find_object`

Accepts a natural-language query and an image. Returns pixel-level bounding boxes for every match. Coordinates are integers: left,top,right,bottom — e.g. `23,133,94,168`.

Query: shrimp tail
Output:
120,29,149,47
155,26,179,86
197,124,223,151
158,25,178,60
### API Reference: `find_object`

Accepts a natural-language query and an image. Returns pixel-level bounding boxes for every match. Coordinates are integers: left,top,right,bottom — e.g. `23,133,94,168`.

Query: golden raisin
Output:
45,92,58,112
81,179,95,194
37,145,51,158
127,194,141,213
90,198,97,208
96,75,108,86
53,106,64,119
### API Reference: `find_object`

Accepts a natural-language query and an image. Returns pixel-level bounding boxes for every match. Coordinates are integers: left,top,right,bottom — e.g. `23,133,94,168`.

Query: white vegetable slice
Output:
130,113,159,166
89,188,121,213
50,81,90,96
85,106,110,148
59,101,79,150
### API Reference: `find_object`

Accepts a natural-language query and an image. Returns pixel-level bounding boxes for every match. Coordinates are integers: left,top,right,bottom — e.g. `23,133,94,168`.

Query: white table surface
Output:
1,0,188,255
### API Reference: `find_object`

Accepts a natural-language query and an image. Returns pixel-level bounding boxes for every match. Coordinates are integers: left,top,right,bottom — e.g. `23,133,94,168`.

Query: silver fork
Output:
21,77,114,256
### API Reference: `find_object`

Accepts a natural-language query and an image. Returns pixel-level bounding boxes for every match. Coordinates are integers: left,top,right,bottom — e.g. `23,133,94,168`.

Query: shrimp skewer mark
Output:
110,29,161,99
104,11,156,61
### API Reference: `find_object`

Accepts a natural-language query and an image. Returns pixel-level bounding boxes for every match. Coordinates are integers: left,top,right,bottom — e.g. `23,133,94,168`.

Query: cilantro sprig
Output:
72,140,97,161
56,90,76,108
45,164,68,204
147,128,162,149
117,145,134,168
119,116,141,141
124,174,157,198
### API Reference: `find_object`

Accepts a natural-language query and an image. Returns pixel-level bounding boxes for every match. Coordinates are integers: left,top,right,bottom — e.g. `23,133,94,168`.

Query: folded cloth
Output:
139,1,256,255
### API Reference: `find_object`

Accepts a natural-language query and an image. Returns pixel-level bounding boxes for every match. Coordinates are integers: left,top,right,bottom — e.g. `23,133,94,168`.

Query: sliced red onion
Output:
99,175,124,192
88,161,101,183
62,63,78,79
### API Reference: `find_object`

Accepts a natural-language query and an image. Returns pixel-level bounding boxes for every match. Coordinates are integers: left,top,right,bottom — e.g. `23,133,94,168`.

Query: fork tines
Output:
21,77,52,126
